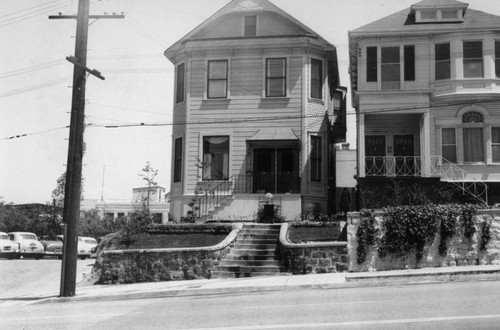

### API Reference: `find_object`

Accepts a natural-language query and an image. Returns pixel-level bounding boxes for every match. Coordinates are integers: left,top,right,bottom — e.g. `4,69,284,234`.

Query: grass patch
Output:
116,232,228,250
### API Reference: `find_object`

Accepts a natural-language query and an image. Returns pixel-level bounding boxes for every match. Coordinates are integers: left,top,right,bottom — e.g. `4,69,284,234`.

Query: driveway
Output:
0,258,95,301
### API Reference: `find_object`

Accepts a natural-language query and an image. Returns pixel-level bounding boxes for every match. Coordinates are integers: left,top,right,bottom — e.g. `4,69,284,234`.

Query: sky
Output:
1,0,499,205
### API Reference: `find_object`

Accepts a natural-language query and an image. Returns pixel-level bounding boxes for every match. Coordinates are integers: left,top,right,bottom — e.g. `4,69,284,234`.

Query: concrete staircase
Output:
211,223,288,278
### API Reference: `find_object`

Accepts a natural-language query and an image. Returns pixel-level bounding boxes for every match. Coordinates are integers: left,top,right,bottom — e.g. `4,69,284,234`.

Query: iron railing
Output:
430,156,488,205
365,156,422,177
196,179,234,219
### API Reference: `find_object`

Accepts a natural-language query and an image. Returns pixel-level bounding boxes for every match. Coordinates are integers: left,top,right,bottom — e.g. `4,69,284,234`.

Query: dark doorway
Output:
365,135,386,175
253,148,299,193
394,135,415,175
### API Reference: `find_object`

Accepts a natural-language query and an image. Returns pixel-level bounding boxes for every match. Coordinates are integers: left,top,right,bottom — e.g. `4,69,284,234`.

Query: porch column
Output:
420,111,431,177
358,112,365,177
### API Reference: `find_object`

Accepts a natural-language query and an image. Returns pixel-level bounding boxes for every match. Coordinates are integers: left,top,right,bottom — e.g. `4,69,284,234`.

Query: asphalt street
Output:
1,280,500,329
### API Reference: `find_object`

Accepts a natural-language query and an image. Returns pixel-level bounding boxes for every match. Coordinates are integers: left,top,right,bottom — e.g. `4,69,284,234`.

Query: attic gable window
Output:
244,16,257,37
414,8,463,23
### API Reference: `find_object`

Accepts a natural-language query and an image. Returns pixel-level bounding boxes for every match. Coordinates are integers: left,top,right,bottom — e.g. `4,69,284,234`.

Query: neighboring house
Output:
348,0,500,205
165,0,346,221
81,186,170,223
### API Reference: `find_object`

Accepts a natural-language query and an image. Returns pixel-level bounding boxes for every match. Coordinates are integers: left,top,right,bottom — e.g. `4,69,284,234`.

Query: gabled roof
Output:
350,4,500,35
165,0,333,60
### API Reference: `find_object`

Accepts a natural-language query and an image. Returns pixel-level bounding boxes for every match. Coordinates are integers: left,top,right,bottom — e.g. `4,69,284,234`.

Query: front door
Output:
365,135,386,175
253,148,298,193
394,135,415,175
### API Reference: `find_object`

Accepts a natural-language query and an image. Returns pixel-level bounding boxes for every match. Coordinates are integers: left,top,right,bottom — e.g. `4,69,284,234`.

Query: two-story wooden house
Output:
349,0,500,205
165,0,346,221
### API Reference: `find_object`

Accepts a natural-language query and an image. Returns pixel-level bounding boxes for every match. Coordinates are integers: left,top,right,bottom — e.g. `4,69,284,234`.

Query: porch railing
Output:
233,174,300,194
430,156,488,205
196,178,234,219
365,156,422,177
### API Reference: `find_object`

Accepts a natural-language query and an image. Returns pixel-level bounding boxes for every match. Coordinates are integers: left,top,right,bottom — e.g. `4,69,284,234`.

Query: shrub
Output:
356,210,377,264
480,219,492,252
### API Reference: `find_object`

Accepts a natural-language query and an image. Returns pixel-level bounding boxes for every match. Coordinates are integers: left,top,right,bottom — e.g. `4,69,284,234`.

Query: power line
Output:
0,126,69,141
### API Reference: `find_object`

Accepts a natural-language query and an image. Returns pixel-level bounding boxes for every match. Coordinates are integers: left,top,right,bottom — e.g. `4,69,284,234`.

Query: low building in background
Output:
81,186,170,224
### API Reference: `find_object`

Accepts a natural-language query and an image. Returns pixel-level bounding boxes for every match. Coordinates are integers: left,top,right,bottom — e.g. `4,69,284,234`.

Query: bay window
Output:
492,128,500,163
266,58,286,97
496,41,500,78
207,60,228,99
310,136,322,181
441,128,457,163
435,43,451,80
463,41,483,78
202,136,229,180
311,59,323,99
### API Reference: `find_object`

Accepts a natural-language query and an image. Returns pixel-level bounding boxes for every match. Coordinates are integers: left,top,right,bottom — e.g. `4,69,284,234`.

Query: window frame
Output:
404,45,415,81
202,135,230,181
381,46,400,90
244,15,257,37
175,63,185,104
366,46,378,83
435,42,451,80
463,40,483,78
310,58,323,100
441,128,457,163
207,60,228,99
310,135,322,182
265,57,287,98
492,127,500,163
495,41,500,78
173,137,183,183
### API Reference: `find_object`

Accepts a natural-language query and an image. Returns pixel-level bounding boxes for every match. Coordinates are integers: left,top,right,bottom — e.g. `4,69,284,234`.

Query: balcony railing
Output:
365,156,422,177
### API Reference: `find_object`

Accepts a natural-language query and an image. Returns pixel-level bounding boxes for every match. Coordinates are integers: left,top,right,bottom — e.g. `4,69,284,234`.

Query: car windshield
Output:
84,239,97,244
20,234,37,240
0,234,8,240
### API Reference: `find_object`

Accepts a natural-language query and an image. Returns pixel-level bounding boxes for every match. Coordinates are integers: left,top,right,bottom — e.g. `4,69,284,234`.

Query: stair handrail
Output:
197,176,234,219
430,156,488,205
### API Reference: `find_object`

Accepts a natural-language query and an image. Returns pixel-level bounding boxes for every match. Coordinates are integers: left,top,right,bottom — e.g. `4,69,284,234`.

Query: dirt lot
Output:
0,258,95,300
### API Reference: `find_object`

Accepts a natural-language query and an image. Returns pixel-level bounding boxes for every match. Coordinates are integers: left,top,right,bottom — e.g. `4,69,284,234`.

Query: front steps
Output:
212,223,289,278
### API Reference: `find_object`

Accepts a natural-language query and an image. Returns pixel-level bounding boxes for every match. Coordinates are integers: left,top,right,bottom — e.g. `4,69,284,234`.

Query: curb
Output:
34,266,500,305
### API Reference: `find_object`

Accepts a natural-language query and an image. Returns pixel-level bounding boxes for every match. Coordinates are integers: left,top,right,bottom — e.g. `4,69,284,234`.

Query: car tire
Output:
79,256,86,260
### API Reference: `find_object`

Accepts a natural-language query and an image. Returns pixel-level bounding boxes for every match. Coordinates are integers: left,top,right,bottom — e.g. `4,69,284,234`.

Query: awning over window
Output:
249,128,299,141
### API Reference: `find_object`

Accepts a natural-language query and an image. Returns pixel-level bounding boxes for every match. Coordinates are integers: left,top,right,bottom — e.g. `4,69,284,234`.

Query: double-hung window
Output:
381,47,400,89
435,43,451,80
175,63,185,103
202,136,229,180
310,136,322,182
366,47,377,82
266,58,286,97
495,41,500,78
311,59,323,99
441,128,457,163
462,111,485,163
207,60,228,99
463,41,483,78
173,137,183,182
492,127,500,163
404,45,415,81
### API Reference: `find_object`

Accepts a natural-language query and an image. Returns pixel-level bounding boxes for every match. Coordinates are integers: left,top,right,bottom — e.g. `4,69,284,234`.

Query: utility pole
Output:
49,0,124,297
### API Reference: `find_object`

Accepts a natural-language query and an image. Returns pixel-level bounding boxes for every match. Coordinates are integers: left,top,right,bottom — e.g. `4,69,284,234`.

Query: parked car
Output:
40,236,63,259
8,232,45,259
0,231,20,259
80,237,98,257
43,235,94,260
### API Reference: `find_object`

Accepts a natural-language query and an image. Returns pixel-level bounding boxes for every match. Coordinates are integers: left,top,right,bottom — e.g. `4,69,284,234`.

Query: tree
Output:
51,172,84,208
138,161,158,210
79,209,119,239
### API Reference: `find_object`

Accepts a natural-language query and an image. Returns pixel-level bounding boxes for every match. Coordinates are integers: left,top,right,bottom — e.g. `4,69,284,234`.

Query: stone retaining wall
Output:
96,225,241,284
279,223,349,274
348,209,500,272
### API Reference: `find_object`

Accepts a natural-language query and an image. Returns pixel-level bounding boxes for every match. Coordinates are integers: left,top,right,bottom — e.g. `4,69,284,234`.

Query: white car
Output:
80,237,98,257
8,232,45,259
0,231,20,259
56,235,94,260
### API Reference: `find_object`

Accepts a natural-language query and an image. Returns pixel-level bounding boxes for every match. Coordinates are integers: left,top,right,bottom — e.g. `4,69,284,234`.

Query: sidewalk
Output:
18,264,497,305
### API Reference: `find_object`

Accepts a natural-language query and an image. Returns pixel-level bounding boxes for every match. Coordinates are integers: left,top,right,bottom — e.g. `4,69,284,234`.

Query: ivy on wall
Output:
356,204,483,264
